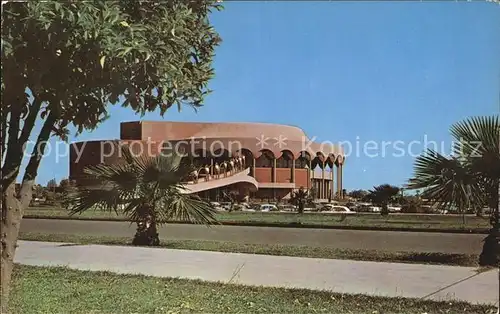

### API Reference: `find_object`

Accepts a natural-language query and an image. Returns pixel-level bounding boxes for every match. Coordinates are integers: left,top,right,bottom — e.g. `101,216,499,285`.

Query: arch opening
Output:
277,150,293,168
255,149,274,168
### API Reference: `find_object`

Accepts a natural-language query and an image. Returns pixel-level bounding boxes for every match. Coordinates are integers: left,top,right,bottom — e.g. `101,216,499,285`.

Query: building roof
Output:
120,120,345,163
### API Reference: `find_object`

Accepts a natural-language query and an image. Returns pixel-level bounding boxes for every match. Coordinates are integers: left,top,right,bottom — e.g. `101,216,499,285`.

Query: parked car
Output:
388,206,401,213
239,203,256,212
331,205,354,213
318,204,354,213
219,202,232,211
259,204,279,212
353,203,373,212
319,203,335,212
278,204,297,212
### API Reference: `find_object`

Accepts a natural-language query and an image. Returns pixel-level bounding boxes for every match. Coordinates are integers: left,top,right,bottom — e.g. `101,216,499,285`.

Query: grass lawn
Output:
10,265,496,314
25,206,491,232
19,232,480,267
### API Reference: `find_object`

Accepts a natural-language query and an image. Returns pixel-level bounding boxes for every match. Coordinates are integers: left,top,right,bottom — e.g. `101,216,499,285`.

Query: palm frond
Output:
407,150,467,188
407,149,484,210
119,198,144,222
83,161,138,192
366,184,400,205
451,115,499,159
68,186,129,215
69,144,218,227
160,192,218,225
146,153,184,188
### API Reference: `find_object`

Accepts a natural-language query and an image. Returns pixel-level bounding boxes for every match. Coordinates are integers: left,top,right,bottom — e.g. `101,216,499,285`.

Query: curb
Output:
23,215,490,235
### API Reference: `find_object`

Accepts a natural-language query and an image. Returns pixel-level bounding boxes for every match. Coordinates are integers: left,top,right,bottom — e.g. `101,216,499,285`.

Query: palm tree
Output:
366,184,400,216
348,189,369,201
290,187,309,214
68,146,218,246
407,115,499,266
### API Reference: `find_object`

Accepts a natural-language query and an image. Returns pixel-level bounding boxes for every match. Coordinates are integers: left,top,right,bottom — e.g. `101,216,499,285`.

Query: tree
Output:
60,178,77,209
348,189,368,200
44,191,63,206
222,190,239,212
407,115,499,266
59,178,70,190
309,186,317,200
1,1,221,310
69,146,217,246
366,184,400,216
32,184,44,199
290,187,309,214
399,195,424,213
46,178,57,190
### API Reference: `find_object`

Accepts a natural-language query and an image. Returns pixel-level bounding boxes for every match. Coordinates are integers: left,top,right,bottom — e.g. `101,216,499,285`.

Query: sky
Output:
25,1,500,190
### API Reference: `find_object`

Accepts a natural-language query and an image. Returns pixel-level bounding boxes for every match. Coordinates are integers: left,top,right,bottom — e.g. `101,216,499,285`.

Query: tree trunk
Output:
381,204,389,216
298,202,304,214
476,207,483,217
1,182,25,313
132,215,160,246
479,180,500,267
461,206,466,225
1,85,53,313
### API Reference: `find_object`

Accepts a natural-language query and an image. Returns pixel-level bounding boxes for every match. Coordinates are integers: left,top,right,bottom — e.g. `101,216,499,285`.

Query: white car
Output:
279,205,297,212
220,202,232,211
388,206,401,212
241,203,256,212
209,202,225,211
332,205,354,213
259,204,278,212
319,203,335,211
320,204,355,214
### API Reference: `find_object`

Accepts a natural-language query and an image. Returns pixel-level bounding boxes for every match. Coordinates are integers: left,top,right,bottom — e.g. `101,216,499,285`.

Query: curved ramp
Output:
182,168,259,194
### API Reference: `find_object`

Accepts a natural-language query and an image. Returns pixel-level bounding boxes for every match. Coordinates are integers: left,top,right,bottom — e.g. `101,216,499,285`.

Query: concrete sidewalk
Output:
15,240,499,305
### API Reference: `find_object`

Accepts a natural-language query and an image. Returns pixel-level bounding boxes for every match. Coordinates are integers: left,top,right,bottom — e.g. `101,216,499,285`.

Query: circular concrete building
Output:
69,121,345,201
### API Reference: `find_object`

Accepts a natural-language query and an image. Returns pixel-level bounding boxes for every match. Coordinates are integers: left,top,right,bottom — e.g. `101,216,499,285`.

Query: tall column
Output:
291,157,295,183
326,181,330,200
210,158,214,176
321,162,325,199
309,163,318,193
252,157,256,177
339,163,344,199
336,164,341,198
272,156,277,201
331,167,335,200
305,166,310,190
272,157,277,182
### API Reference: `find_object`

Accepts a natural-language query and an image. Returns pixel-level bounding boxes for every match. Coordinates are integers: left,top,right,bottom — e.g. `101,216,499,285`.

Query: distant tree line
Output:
28,178,76,207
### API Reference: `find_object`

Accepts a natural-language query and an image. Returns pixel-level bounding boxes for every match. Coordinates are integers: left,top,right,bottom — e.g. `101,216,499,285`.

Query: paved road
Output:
15,241,499,304
21,219,486,254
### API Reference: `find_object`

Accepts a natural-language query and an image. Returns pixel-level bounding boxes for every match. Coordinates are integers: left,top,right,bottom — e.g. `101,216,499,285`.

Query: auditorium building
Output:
69,121,345,201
